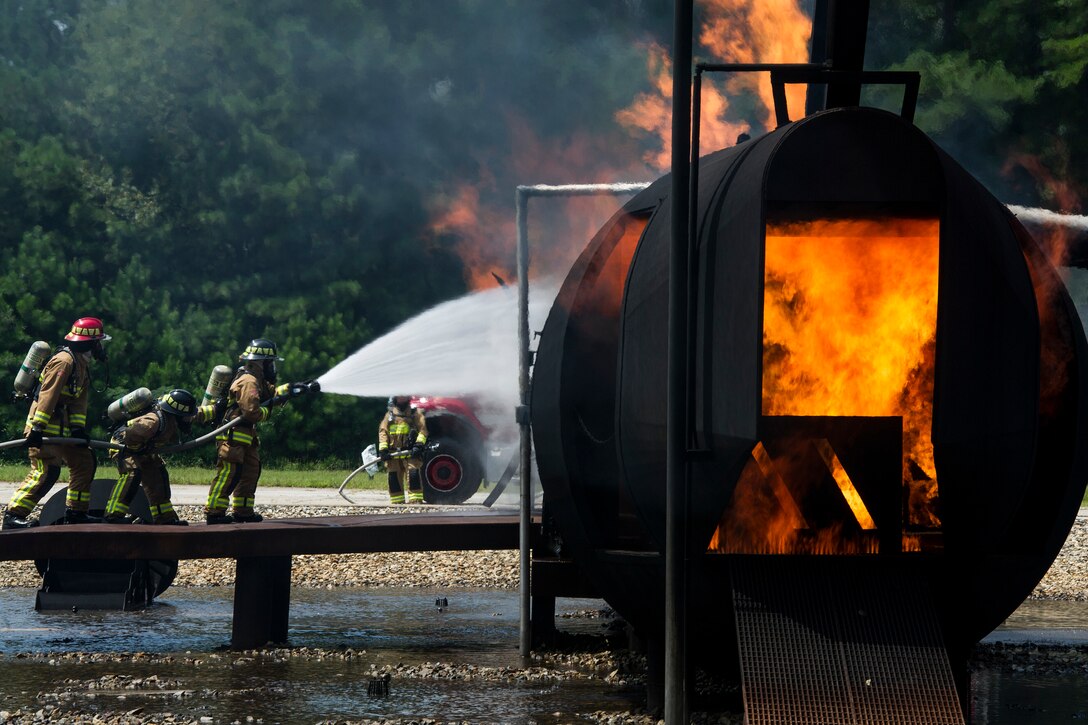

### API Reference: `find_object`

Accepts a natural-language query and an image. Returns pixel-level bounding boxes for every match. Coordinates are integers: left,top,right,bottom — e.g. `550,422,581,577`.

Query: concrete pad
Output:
0,481,521,509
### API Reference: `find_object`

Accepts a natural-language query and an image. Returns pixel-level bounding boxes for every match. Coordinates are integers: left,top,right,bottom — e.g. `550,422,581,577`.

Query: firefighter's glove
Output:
213,398,228,421
410,443,424,458
379,448,391,462
25,427,44,449
70,427,90,447
271,383,292,406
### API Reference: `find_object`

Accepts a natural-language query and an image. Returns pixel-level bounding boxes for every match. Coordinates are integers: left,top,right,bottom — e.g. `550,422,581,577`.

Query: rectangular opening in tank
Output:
708,215,941,555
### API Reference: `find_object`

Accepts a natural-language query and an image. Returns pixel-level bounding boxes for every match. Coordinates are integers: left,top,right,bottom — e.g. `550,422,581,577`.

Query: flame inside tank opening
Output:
709,216,942,554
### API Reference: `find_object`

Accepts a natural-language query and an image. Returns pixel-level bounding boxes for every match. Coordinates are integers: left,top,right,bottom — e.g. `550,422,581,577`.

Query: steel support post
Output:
516,188,532,658
232,555,292,649
665,0,693,722
515,182,652,657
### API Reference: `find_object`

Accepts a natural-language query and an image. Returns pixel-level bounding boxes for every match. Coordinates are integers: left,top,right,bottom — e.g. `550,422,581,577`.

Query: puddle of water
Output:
970,669,1088,724
0,587,1086,723
0,587,635,723
988,598,1088,645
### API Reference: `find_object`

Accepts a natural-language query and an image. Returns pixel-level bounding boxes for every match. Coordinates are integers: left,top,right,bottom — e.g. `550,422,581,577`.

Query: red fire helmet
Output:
64,317,112,342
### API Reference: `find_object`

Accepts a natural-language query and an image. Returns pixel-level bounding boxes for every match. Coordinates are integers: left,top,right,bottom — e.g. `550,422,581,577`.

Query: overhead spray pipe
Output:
515,180,651,659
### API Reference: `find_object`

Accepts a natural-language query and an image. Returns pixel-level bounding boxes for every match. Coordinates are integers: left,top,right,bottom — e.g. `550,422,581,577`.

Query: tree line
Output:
0,0,1082,466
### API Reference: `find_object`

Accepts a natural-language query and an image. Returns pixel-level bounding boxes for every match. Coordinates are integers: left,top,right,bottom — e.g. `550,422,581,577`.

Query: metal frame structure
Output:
515,182,651,657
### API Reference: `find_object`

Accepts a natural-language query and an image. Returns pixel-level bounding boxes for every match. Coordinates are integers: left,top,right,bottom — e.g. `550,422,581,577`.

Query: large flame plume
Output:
433,0,813,290
710,217,942,555
427,115,646,291
617,0,812,169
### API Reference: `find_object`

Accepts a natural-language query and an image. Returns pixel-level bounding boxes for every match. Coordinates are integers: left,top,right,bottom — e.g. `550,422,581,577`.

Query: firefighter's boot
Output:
64,508,103,524
2,511,36,530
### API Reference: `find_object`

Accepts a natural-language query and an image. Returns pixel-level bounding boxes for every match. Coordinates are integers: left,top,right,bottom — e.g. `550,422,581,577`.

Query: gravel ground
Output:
0,504,1085,724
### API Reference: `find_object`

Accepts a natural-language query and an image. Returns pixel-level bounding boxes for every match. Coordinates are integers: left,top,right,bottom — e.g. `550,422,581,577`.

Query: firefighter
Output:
3,317,111,529
378,395,428,504
104,389,221,525
204,339,292,524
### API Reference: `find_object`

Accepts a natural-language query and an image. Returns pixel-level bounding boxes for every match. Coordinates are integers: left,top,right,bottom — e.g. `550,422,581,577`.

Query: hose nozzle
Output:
289,380,321,397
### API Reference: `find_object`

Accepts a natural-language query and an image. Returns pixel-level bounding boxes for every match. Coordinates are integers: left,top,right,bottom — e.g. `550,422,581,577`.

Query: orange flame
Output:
431,1,813,289
428,184,512,291
707,450,880,555
616,0,811,169
708,216,943,555
427,116,649,290
1004,151,1084,267
700,0,812,127
762,218,939,459
763,217,941,505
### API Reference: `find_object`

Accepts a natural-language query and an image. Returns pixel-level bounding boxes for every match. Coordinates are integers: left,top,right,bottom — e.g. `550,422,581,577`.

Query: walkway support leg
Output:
232,555,292,649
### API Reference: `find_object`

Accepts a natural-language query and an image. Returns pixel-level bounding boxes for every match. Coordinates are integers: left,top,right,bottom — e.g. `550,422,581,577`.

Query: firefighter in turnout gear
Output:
378,395,428,504
3,317,111,529
204,339,291,524
104,389,218,525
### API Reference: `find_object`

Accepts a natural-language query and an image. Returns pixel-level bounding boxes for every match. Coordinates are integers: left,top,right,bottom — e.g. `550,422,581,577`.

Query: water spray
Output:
1008,205,1088,232
316,282,557,424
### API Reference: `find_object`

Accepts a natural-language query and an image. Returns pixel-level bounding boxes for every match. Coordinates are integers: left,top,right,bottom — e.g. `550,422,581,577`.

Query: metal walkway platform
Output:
0,511,520,561
730,556,965,724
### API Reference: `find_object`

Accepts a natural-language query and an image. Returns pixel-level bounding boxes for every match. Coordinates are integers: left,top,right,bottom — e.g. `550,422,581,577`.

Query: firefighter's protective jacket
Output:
117,406,215,458
220,368,276,446
379,406,428,453
121,411,179,456
25,349,89,436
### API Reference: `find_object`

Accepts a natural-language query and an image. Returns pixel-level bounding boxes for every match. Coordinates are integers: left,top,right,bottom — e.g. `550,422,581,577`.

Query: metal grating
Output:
731,556,964,724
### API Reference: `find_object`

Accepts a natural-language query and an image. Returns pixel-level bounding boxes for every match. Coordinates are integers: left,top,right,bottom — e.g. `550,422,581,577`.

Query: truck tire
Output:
421,426,485,504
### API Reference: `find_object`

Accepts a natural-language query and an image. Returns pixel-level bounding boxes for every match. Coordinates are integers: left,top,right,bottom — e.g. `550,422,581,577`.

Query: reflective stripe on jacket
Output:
25,349,89,436
217,369,273,444
378,406,428,451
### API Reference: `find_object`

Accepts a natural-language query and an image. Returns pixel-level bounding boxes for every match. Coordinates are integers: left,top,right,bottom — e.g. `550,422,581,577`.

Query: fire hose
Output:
0,417,243,454
337,441,439,504
0,383,321,454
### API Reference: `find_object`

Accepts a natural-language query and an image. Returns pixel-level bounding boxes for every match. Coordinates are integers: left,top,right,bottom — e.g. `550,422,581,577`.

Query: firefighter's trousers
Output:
207,438,262,517
106,453,180,523
387,457,424,504
7,443,96,516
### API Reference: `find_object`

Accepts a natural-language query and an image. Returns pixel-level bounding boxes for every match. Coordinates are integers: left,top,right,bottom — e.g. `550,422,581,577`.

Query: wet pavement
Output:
0,587,639,723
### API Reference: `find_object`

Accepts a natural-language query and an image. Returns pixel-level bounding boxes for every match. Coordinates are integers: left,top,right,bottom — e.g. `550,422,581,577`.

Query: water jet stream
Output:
318,283,558,431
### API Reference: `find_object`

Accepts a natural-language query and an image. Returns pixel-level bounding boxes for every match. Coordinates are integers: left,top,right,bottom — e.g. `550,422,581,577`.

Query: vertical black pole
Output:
665,0,693,722
806,0,831,114
824,0,871,108
516,187,532,658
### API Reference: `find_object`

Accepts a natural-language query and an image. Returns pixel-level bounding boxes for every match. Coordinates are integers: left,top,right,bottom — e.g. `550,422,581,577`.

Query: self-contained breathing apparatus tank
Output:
12,341,51,399
203,365,233,403
106,387,155,424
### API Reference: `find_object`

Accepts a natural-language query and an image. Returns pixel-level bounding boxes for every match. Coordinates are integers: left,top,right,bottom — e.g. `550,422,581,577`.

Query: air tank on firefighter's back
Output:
531,106,1088,654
